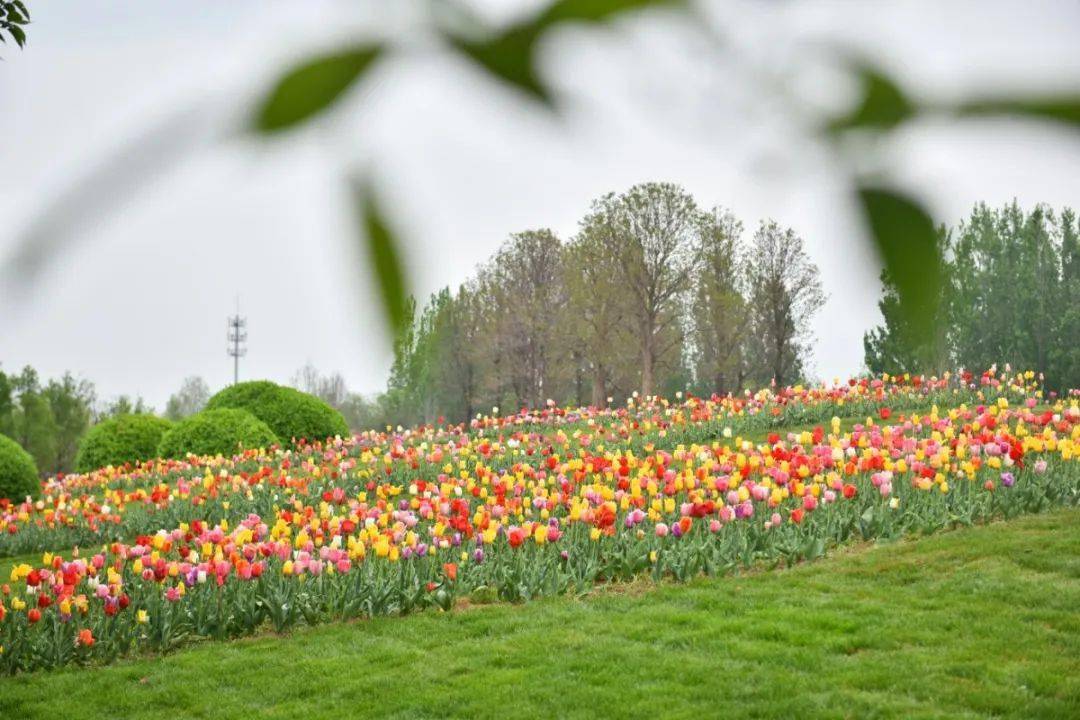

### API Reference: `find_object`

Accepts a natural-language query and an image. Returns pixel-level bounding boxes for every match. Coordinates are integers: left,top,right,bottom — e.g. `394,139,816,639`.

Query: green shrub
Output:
157,408,278,459
206,380,349,445
0,433,39,501
75,414,172,473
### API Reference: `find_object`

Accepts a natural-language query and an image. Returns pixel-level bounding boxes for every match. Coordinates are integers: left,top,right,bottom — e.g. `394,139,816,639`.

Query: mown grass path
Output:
2,508,1076,719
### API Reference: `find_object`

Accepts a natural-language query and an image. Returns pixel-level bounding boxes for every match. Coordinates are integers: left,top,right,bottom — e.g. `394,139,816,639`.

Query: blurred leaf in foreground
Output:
354,181,410,339
254,46,382,133
829,64,916,133
449,0,684,104
957,96,1080,127
857,187,943,346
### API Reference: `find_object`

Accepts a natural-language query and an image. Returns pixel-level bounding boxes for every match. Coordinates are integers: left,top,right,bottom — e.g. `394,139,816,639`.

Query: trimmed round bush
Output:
75,414,173,473
157,408,278,459
0,433,39,501
206,380,349,445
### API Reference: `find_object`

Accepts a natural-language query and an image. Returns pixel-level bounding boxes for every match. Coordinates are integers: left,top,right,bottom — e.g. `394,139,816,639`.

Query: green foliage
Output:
103,395,153,417
451,23,549,103
858,187,944,354
357,183,410,339
450,0,684,103
205,381,349,444
0,366,97,475
5,366,58,474
43,373,95,474
947,202,1077,391
254,46,382,132
863,267,947,376
957,95,1080,126
74,414,172,473
157,408,278,459
864,201,1079,391
829,65,916,133
0,1,29,49
831,66,1080,355
690,208,747,395
0,369,14,439
0,432,38,501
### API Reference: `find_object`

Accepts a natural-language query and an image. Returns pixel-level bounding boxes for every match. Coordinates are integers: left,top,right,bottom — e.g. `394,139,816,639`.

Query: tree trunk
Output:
463,365,474,423
641,345,654,398
591,365,608,408
573,352,586,406
772,347,784,387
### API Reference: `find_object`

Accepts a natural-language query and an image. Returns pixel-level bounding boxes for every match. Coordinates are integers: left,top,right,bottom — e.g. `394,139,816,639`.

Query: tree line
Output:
0,365,374,475
8,190,1073,473
864,201,1079,392
357,182,826,428
0,368,208,475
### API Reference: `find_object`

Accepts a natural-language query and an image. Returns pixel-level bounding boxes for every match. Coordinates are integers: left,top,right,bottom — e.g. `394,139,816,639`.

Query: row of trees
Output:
864,201,1079,391
0,367,95,476
6,200,1072,469
0,362,387,475
0,368,215,475
367,182,825,428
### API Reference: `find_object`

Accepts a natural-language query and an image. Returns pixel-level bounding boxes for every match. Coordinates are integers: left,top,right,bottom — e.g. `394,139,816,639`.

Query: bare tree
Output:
564,229,628,407
743,221,826,387
291,363,348,408
437,283,484,422
164,376,210,420
691,208,748,394
585,182,701,396
484,229,566,409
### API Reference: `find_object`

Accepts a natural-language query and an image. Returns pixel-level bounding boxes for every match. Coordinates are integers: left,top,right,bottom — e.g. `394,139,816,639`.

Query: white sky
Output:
1,0,1078,409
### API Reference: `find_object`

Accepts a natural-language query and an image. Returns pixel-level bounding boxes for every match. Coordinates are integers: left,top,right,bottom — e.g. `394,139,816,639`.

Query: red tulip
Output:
77,628,94,647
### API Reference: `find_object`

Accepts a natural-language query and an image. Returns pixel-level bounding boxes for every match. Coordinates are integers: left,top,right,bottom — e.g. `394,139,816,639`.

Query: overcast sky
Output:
1,0,1078,410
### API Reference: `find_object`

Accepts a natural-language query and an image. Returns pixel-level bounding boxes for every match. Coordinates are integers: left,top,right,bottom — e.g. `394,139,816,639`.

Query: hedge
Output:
157,408,279,459
205,381,348,445
75,414,172,473
0,433,39,501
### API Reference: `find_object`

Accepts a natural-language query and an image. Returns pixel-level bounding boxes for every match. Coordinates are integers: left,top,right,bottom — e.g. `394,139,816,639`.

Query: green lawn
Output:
2,509,1077,719
1,551,43,581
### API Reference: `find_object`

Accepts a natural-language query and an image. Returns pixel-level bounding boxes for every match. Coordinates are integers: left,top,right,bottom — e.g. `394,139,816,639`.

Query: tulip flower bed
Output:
3,509,1076,720
0,370,1077,673
0,370,1031,556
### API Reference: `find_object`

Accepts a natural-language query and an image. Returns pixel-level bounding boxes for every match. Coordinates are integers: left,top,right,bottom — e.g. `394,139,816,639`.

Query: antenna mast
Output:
227,298,247,385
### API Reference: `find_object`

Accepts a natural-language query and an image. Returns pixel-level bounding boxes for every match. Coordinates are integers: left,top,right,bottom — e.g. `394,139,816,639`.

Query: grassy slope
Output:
2,508,1077,720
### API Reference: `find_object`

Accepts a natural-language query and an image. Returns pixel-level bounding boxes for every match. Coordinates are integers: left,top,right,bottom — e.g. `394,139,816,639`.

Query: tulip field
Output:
1,369,1078,688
